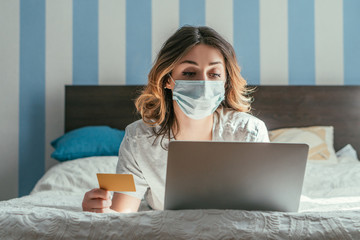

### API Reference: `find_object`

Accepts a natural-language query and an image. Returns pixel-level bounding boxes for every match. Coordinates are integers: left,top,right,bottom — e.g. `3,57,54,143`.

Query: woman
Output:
82,26,269,213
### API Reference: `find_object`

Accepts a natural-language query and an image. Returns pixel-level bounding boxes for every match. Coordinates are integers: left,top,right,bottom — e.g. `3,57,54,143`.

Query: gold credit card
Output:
96,173,136,192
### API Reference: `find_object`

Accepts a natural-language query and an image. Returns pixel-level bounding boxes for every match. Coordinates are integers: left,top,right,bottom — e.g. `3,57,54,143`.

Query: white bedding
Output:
1,152,360,239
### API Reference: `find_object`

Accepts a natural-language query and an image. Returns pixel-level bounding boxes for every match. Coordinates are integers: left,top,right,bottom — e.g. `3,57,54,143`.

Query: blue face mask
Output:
170,76,225,120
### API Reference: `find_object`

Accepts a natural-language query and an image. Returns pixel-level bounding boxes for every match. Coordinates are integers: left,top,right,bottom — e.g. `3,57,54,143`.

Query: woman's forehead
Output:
178,44,225,66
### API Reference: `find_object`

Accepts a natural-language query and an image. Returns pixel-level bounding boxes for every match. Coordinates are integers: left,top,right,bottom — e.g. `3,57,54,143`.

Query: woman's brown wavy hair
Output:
135,25,253,147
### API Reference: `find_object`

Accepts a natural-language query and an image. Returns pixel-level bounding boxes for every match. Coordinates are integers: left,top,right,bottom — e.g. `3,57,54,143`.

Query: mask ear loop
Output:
168,74,176,85
164,74,176,89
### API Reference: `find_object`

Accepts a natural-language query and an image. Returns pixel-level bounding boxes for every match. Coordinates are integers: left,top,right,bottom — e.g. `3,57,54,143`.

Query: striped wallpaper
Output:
0,0,359,200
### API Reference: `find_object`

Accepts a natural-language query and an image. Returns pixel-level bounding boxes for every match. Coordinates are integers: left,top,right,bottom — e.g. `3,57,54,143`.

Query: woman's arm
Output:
110,192,141,213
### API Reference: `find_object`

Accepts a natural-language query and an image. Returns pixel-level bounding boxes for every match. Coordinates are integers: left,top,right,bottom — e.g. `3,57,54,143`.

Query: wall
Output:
0,0,359,200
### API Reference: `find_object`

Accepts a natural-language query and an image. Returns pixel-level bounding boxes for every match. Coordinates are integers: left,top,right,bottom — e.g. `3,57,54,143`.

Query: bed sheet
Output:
1,155,360,239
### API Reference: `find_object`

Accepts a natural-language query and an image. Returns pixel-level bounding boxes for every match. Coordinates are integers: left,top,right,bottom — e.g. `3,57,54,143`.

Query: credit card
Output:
96,173,136,192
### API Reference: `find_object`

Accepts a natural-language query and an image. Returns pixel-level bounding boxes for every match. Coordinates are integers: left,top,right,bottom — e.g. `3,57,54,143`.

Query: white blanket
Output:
1,155,360,239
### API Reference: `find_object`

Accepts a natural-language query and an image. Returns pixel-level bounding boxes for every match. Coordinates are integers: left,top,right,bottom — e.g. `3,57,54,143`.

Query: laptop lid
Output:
164,141,309,212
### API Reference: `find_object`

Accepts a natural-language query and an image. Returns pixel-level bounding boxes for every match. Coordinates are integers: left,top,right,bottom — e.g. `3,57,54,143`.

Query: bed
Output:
1,85,360,239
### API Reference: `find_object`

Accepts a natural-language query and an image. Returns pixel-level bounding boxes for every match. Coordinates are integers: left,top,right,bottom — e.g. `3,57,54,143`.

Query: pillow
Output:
51,126,125,161
269,126,338,164
336,144,359,163
31,156,119,194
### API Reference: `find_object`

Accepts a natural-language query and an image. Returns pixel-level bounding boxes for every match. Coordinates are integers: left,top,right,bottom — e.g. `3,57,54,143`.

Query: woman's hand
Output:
82,188,115,213
82,189,141,213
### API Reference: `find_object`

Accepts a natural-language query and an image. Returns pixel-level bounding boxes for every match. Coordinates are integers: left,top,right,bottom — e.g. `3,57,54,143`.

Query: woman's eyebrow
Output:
209,61,222,66
180,60,198,65
180,60,223,66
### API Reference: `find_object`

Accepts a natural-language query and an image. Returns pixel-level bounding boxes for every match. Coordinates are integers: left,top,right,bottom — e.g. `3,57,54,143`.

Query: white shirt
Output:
116,107,270,210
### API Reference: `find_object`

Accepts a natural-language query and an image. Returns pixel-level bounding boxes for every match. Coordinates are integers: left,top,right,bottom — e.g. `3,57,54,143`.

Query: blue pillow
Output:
51,126,125,161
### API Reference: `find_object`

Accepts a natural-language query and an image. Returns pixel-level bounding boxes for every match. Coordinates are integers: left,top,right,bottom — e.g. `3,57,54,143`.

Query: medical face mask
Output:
170,76,225,120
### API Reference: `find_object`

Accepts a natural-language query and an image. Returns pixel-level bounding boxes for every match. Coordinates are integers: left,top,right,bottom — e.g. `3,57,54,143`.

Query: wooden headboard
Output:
65,85,360,154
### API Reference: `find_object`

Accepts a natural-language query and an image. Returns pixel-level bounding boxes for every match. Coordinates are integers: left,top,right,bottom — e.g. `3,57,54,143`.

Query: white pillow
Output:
269,126,338,164
31,156,119,194
336,144,359,163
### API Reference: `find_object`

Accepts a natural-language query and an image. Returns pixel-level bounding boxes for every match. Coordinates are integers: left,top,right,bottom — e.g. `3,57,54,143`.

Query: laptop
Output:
164,141,309,212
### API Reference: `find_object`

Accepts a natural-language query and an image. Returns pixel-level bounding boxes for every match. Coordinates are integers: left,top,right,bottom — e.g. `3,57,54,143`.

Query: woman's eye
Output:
210,73,221,78
182,72,196,77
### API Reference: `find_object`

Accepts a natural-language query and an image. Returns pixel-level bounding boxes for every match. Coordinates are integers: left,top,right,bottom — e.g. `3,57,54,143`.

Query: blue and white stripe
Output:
0,0,359,200
206,0,233,45
19,0,46,197
73,0,99,85
126,0,152,85
152,0,179,62
344,0,360,85
288,0,315,85
180,0,205,26
315,0,344,85
0,0,20,201
98,0,126,85
233,0,260,85
260,0,289,85
45,0,73,171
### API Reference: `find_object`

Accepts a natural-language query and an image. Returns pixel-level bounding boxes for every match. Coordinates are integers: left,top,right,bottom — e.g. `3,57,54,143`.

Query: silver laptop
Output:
164,141,309,212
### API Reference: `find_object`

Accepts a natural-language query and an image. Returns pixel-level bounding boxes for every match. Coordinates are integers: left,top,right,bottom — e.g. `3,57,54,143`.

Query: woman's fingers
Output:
82,188,112,212
88,198,112,208
83,198,112,211
86,188,111,200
